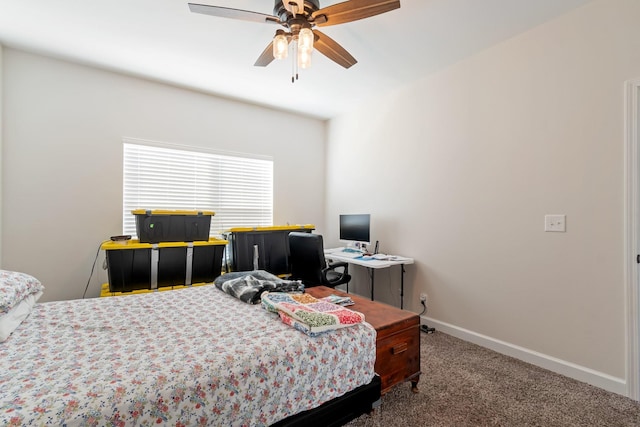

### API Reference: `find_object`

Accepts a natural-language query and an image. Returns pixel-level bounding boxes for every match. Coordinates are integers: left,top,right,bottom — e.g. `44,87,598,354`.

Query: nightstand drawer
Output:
376,325,420,393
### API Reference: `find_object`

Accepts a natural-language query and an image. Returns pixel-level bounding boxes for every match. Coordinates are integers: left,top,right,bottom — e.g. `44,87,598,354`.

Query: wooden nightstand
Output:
306,286,421,395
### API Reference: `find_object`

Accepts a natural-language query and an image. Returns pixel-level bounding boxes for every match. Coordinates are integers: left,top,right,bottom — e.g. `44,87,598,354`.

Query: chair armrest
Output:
323,261,349,275
327,261,348,269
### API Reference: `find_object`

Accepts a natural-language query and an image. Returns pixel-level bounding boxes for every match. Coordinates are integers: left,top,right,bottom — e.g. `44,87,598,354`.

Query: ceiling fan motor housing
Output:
274,0,320,21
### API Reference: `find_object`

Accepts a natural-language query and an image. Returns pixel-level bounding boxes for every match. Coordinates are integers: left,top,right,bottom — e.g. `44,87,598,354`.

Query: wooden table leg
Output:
411,377,420,393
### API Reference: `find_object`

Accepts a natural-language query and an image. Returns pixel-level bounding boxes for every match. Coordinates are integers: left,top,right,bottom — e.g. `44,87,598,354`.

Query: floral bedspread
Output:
0,285,377,426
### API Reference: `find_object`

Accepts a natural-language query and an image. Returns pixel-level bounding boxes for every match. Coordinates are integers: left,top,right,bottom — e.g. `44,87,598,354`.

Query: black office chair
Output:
288,232,351,289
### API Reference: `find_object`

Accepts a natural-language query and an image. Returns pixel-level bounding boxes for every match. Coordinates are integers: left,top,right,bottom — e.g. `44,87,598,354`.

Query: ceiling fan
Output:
188,0,401,78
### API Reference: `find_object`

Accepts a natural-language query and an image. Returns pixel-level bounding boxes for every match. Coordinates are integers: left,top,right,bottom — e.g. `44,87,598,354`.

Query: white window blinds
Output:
123,139,273,237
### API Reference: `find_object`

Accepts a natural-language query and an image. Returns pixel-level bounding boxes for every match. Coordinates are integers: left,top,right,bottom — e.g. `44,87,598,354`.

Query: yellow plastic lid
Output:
101,237,228,250
227,224,315,232
131,209,215,216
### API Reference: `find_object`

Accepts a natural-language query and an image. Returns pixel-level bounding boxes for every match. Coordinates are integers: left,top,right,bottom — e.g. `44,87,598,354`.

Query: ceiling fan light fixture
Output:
273,30,289,60
298,47,312,69
298,27,314,52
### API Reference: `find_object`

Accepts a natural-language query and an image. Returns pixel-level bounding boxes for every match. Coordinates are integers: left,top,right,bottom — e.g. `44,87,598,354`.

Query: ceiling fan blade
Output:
313,30,357,69
312,0,400,27
188,3,281,24
254,41,276,67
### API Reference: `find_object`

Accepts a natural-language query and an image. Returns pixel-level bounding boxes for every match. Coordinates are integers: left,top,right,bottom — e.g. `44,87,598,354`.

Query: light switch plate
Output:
545,214,566,232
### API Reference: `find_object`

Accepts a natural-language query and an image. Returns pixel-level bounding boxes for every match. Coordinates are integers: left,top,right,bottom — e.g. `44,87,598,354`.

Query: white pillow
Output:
0,291,42,341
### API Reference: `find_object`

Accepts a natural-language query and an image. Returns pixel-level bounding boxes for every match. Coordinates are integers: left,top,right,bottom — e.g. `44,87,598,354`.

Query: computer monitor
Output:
339,214,371,245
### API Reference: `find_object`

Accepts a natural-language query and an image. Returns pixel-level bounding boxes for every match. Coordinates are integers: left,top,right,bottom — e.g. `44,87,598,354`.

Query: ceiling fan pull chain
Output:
291,42,295,83
292,41,299,83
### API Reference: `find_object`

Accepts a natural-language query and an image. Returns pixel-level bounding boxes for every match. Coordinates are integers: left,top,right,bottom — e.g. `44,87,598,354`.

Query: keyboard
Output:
334,251,363,259
325,247,367,258
342,248,361,253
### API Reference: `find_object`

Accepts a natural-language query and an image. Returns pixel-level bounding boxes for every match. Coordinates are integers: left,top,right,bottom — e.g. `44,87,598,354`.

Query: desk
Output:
325,249,414,309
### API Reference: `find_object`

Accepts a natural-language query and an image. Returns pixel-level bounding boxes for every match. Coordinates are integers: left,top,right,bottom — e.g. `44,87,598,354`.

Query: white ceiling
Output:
0,0,592,120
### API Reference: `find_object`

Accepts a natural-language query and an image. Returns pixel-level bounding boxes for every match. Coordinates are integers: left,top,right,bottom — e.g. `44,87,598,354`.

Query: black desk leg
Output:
370,268,375,301
400,264,405,310
367,264,406,308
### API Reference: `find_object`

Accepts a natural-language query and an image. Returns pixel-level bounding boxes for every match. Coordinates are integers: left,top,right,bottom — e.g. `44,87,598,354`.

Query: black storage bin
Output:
225,225,314,276
132,209,214,243
157,246,188,287
192,244,225,284
102,238,227,292
104,244,153,292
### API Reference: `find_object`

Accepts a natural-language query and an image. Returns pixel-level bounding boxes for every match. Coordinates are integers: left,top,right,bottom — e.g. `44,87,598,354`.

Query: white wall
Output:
1,49,326,302
0,43,3,266
326,0,640,393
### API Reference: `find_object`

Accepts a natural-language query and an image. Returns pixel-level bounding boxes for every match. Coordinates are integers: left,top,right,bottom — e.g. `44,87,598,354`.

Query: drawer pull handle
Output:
392,343,408,354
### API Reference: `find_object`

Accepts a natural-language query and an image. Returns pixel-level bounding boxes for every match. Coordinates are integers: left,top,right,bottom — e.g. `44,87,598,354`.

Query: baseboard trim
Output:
421,316,627,397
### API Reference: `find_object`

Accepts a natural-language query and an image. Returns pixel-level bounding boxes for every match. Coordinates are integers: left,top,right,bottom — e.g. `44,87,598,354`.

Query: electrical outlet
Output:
420,293,428,303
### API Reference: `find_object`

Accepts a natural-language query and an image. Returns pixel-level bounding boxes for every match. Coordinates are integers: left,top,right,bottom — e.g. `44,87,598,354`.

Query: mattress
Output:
0,285,376,426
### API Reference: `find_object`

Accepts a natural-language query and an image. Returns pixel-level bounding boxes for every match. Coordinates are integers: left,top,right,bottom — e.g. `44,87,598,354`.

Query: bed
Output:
0,272,379,426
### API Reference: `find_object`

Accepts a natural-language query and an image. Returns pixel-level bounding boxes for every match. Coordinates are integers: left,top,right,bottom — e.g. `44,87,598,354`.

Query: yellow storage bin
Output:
102,238,227,293
132,209,214,243
225,225,315,275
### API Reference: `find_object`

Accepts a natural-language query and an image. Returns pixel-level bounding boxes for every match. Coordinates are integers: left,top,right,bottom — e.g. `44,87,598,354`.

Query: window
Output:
123,138,273,237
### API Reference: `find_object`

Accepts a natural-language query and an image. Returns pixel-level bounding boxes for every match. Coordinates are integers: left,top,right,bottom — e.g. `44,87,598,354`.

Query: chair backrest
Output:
288,232,327,286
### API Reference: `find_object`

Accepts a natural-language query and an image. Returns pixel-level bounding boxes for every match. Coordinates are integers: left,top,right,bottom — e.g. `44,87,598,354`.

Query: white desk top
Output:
325,248,414,269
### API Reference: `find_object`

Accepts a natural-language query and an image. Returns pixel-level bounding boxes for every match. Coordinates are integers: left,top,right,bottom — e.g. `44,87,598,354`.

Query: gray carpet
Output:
346,331,640,426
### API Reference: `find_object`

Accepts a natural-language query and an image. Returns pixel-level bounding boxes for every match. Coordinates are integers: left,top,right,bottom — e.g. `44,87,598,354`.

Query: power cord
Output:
420,299,436,334
418,299,427,316
82,241,108,299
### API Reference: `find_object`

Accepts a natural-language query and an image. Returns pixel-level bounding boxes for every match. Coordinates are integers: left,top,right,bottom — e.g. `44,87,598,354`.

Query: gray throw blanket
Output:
214,270,304,304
